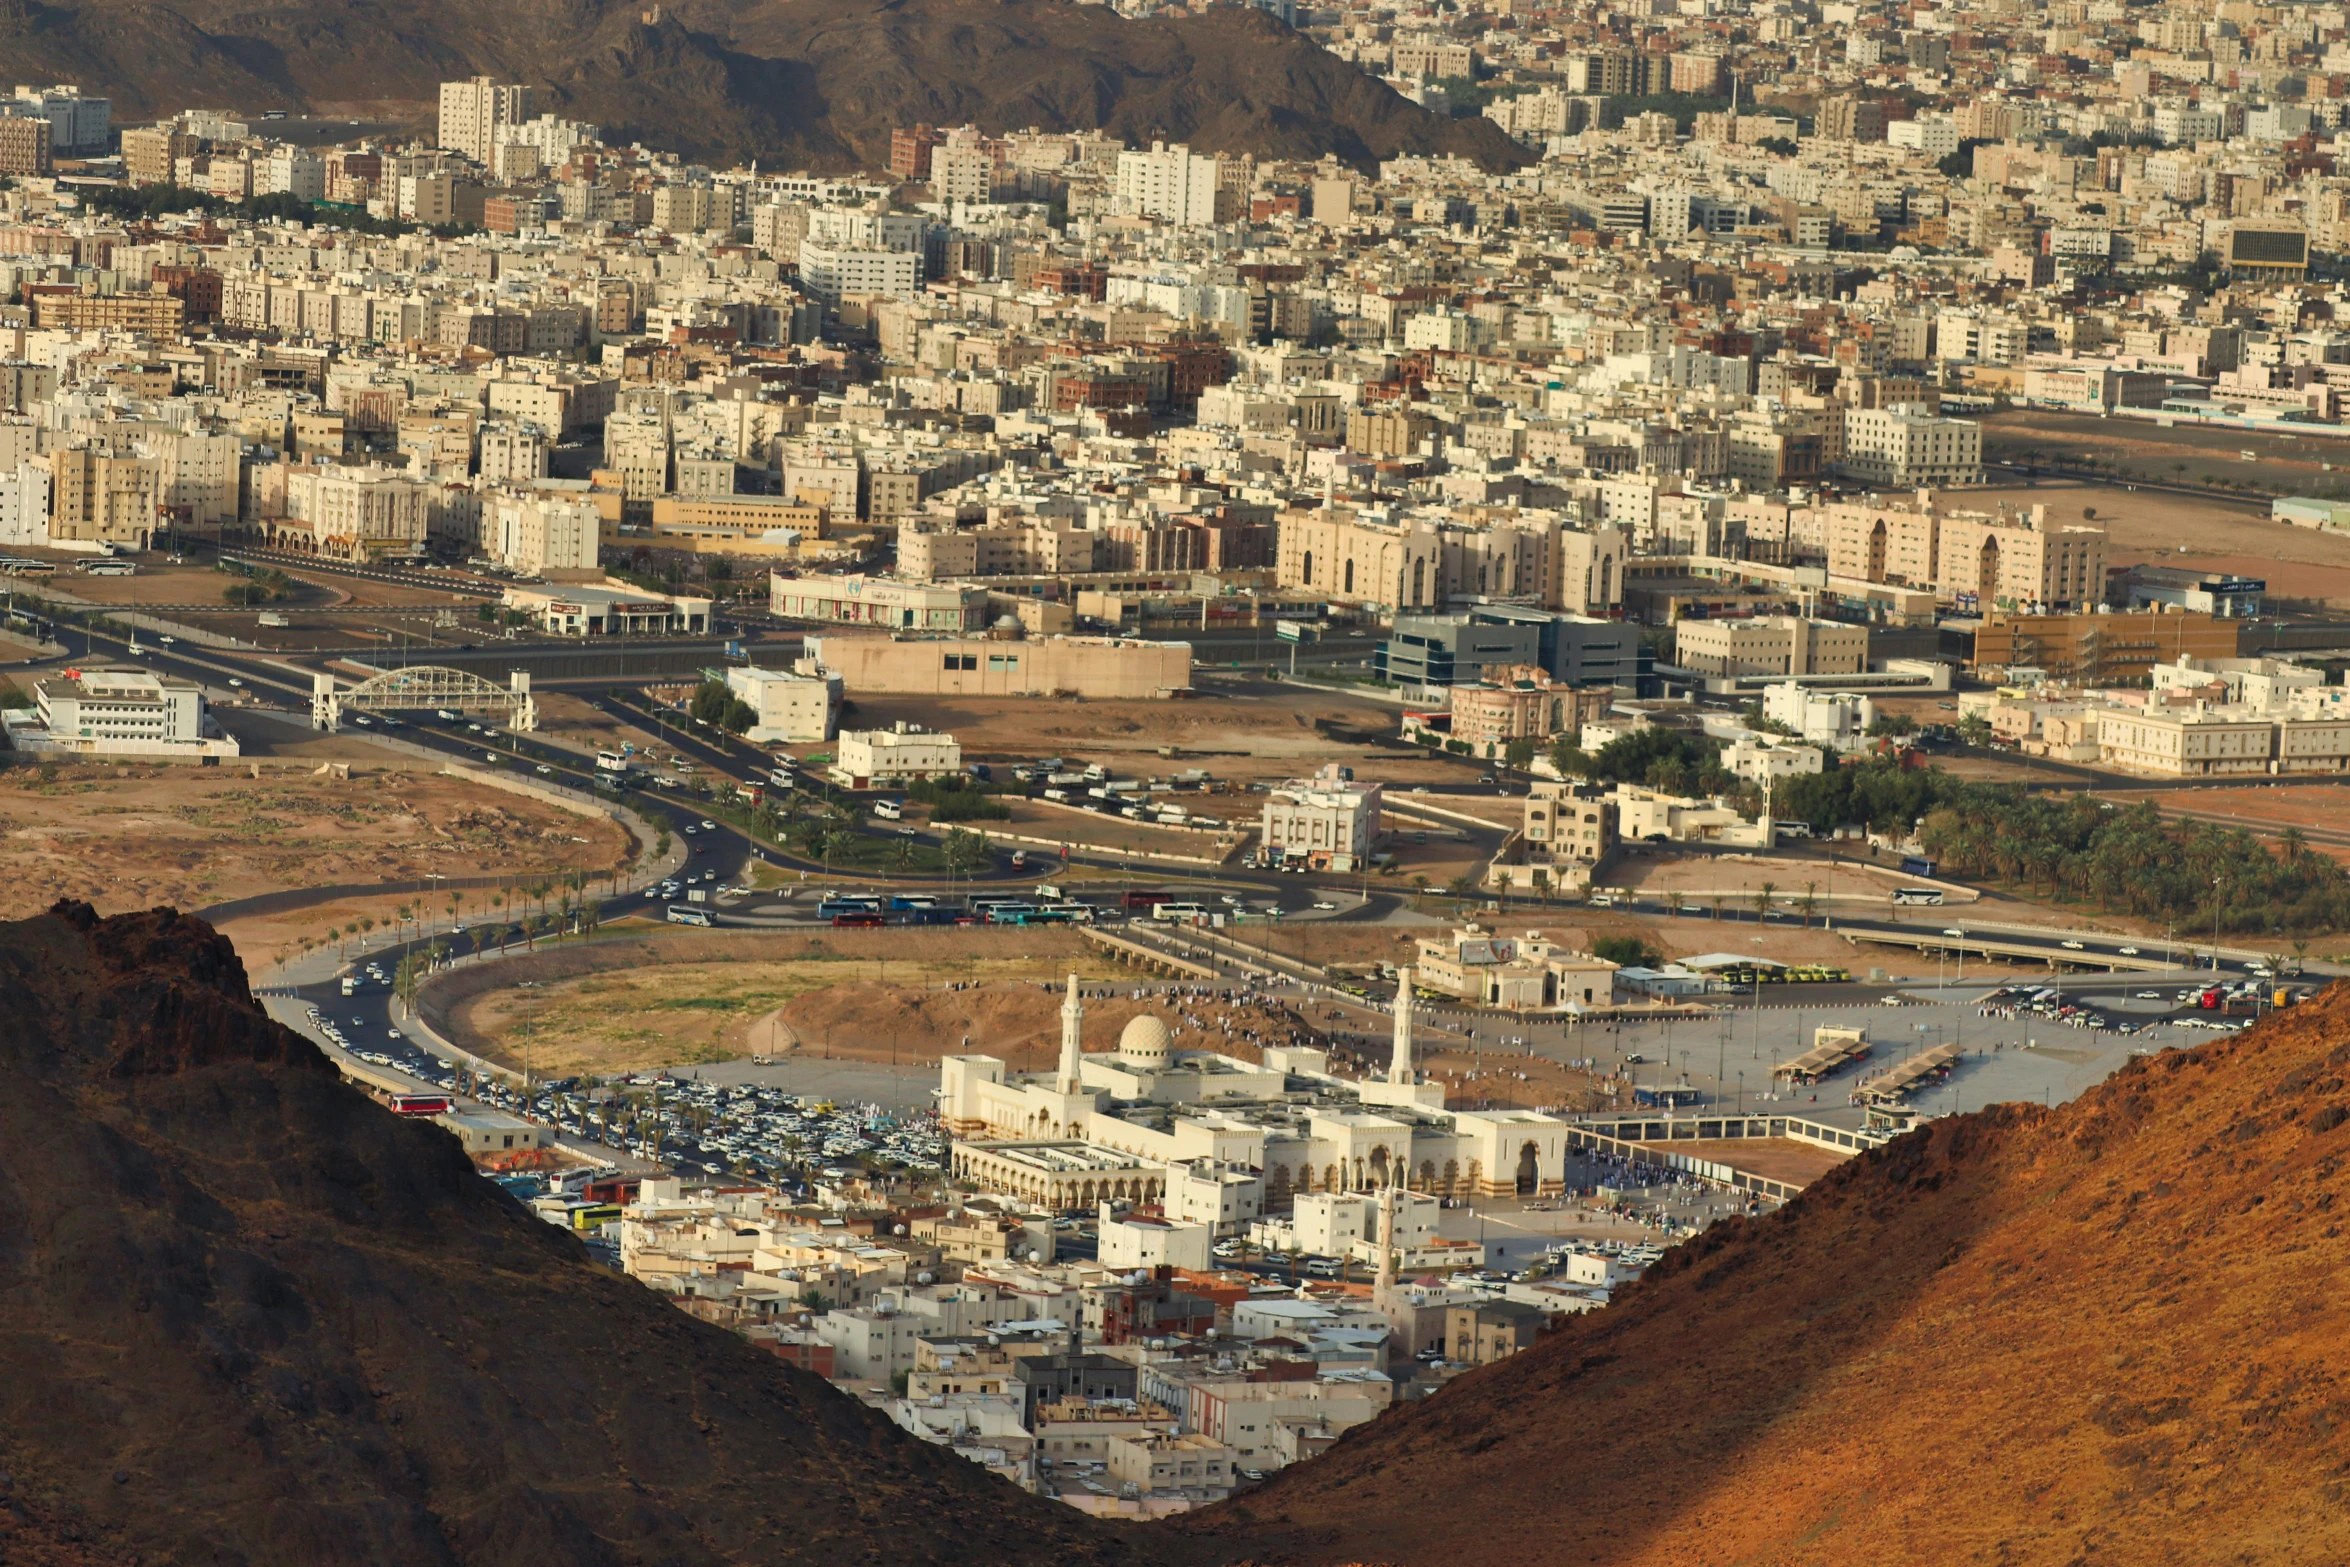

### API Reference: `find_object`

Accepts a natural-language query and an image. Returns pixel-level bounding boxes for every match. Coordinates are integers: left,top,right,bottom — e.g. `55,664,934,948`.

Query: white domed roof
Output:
1118,1014,1172,1067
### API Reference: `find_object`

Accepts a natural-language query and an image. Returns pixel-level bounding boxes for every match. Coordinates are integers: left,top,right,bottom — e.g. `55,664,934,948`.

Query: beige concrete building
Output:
771,573,987,631
1823,493,1941,586
276,464,436,559
900,520,1100,581
1933,504,2106,612
834,727,961,786
724,663,840,744
1261,763,1381,872
1448,667,1616,748
2096,709,2274,777
803,633,1192,699
1277,508,1625,616
1672,615,1868,677
44,445,159,549
649,495,830,556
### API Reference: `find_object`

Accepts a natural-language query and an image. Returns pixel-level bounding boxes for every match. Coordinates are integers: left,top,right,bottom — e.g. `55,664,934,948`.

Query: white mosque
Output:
940,971,1577,1210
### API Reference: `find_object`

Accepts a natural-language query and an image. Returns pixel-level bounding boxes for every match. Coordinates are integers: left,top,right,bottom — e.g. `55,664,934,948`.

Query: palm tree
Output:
1798,881,1819,928
1446,871,1479,912
1752,880,1777,924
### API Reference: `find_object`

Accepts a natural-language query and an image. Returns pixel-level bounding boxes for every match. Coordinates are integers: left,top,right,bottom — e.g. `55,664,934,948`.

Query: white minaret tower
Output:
1056,972,1085,1094
1388,966,1415,1086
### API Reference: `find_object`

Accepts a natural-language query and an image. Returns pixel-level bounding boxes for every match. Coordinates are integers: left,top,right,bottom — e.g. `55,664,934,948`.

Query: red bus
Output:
389,1092,451,1116
1122,889,1173,910
831,912,886,927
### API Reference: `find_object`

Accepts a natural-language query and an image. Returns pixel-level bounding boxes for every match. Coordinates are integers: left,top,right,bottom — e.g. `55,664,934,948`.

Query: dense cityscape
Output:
0,2,2345,1559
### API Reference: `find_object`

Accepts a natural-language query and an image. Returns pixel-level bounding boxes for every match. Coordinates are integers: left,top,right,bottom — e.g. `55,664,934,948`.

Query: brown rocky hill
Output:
0,0,1524,171
1172,991,2350,1566
0,901,1189,1567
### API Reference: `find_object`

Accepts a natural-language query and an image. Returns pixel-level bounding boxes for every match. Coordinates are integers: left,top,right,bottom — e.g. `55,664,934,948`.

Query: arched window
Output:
1344,557,1355,593
1302,549,1314,585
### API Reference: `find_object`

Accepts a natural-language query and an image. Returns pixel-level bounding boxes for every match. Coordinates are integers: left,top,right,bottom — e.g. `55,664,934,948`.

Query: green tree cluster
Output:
688,678,758,734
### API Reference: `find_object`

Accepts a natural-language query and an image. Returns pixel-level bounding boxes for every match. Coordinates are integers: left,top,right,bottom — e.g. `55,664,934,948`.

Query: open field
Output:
827,688,1480,789
435,925,1312,1077
0,762,631,921
1958,467,2350,605
1614,853,1911,907
1979,409,2350,497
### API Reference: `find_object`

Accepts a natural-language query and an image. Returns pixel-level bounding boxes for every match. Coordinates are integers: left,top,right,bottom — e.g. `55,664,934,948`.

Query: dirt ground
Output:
999,798,1237,858
443,925,1313,1078
828,689,1473,789
1616,854,1935,908
1959,470,2350,604
534,692,670,758
0,762,631,922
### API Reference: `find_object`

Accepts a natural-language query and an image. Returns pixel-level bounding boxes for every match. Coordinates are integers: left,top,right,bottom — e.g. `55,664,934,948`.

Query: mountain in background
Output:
0,902,1197,1567
0,0,1526,172
1170,994,2350,1566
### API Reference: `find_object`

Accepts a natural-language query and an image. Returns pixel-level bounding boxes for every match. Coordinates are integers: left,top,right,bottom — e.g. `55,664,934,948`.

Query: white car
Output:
700,819,716,830
2118,945,2140,956
2060,940,2085,950
1942,928,1964,939
535,764,552,775
1313,901,1337,911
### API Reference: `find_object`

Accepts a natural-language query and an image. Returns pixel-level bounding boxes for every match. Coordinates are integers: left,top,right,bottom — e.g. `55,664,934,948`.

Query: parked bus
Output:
831,912,886,928
887,895,939,912
817,896,883,919
1153,902,1209,923
665,905,714,926
1892,887,1945,907
1900,855,1938,878
388,1092,451,1117
595,750,632,773
984,903,1039,924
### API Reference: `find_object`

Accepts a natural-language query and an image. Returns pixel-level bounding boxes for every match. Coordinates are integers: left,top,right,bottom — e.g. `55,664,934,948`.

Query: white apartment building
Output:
279,465,436,559
1260,763,1382,872
438,77,533,163
1115,142,1221,226
1762,682,1877,752
1163,1160,1264,1238
724,662,840,744
1097,1206,1214,1273
1839,405,1985,487
797,242,921,301
832,727,962,787
485,492,600,575
256,147,326,201
19,667,235,759
0,460,47,547
479,422,551,484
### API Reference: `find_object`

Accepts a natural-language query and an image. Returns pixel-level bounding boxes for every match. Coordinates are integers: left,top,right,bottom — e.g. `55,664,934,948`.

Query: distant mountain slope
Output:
0,902,1185,1567
0,0,1526,171
1170,990,2350,1566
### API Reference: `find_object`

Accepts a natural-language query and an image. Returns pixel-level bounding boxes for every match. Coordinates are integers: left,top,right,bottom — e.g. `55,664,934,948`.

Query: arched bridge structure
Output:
311,666,538,732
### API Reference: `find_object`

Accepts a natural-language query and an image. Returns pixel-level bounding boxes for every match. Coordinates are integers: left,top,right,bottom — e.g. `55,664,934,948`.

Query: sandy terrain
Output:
0,763,630,921
1959,472,2350,603
534,692,670,758
1617,854,1925,907
443,925,1311,1077
828,688,1477,789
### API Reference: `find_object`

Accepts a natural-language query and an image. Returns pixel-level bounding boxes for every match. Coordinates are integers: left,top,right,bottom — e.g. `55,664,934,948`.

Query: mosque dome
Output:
1117,1014,1172,1068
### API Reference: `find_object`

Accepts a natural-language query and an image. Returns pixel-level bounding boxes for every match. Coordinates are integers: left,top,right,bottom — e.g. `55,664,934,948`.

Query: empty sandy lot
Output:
0,763,630,921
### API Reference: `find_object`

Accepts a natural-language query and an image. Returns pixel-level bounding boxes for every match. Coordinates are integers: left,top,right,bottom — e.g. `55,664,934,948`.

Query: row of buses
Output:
814,893,1105,927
